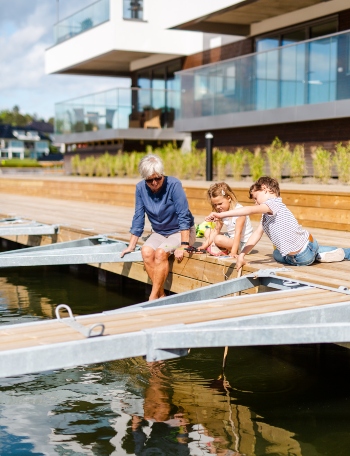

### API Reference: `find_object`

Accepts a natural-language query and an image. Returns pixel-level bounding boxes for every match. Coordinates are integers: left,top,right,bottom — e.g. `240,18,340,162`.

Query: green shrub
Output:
265,137,290,181
111,154,125,177
0,159,41,167
124,152,146,177
312,147,332,183
79,156,96,177
333,142,350,184
95,152,113,177
247,148,265,181
227,148,248,181
289,145,306,183
213,149,228,180
71,155,81,175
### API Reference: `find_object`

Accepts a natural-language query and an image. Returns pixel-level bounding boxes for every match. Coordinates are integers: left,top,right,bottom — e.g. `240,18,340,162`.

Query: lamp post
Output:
205,133,213,181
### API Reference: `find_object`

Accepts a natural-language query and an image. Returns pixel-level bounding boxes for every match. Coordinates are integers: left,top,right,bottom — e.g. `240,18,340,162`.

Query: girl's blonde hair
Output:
207,182,237,210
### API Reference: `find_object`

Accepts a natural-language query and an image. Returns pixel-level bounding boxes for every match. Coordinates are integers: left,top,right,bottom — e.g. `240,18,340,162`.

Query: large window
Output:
123,0,143,20
256,18,338,52
255,18,338,109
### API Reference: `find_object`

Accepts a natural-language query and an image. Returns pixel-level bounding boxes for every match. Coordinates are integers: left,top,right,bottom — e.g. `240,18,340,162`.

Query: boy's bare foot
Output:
317,248,345,263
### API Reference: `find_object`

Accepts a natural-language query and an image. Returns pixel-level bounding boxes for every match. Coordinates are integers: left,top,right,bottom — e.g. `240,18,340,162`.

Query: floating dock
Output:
1,271,350,378
1,176,350,378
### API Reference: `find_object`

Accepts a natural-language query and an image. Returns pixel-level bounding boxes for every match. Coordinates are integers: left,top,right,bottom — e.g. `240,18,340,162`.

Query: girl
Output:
201,182,253,257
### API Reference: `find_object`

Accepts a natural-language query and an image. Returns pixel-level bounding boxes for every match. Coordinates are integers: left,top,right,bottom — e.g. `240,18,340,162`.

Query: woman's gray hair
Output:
138,154,164,179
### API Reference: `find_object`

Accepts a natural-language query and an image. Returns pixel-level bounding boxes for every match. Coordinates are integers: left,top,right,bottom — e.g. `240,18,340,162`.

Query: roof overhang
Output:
171,0,325,36
48,49,183,77
49,50,152,77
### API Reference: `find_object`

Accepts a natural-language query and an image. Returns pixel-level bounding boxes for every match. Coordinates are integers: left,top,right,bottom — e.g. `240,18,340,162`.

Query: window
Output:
255,18,338,51
9,140,24,149
35,141,49,151
123,0,143,20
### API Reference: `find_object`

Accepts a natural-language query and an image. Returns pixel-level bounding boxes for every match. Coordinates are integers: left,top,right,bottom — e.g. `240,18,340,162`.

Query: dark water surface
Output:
1,266,350,456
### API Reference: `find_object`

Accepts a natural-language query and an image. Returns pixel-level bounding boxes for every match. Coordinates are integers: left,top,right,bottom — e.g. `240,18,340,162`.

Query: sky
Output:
0,0,130,121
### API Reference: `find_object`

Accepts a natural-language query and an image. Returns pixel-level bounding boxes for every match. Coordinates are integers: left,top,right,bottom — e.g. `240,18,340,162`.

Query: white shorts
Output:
143,226,196,253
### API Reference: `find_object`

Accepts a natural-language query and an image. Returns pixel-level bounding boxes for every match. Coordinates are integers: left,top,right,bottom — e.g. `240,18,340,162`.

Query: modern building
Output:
172,0,350,152
0,125,50,160
46,0,239,162
46,0,350,161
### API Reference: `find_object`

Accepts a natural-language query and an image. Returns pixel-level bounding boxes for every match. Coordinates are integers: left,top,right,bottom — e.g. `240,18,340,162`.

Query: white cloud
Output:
0,0,130,120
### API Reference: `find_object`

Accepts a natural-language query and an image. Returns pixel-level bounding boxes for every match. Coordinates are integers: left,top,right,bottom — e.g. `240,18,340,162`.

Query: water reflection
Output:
1,267,350,455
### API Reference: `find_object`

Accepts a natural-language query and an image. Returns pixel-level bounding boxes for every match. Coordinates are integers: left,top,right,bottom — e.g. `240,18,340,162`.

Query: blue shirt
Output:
130,176,194,237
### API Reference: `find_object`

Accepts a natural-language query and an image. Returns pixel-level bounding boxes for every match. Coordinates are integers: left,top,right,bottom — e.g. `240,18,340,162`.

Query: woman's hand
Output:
205,212,221,222
235,252,247,271
174,247,185,262
120,246,135,258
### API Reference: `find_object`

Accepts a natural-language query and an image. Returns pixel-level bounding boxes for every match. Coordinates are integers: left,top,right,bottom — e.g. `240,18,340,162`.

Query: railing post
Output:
205,133,213,181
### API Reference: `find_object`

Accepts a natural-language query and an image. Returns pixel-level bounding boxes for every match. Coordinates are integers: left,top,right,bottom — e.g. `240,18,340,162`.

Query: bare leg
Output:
214,234,234,251
142,246,169,300
201,228,217,250
149,248,169,300
142,245,156,282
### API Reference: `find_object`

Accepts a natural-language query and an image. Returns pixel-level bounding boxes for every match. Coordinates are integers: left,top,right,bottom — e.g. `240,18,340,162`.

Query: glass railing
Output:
175,30,350,120
54,0,109,45
55,87,180,134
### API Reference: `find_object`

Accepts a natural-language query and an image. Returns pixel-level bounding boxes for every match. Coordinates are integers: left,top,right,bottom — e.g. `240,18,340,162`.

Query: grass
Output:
0,159,42,167
333,142,350,184
265,137,290,181
312,146,333,184
68,139,349,183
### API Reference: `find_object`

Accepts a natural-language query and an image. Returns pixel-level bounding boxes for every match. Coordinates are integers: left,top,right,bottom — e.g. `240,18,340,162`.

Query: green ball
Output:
196,221,216,237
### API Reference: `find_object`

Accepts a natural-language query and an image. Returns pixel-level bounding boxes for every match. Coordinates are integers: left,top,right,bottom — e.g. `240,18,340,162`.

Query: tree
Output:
0,106,34,127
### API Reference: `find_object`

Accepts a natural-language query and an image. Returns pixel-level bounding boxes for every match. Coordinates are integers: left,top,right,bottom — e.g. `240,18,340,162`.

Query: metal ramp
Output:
1,269,350,378
0,235,142,267
0,217,59,236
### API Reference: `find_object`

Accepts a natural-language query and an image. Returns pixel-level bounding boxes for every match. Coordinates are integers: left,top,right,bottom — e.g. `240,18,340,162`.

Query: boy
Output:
205,176,350,270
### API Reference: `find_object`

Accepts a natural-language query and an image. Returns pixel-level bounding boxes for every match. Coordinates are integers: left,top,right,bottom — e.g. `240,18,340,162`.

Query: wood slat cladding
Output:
339,8,350,31
183,38,254,70
192,118,350,150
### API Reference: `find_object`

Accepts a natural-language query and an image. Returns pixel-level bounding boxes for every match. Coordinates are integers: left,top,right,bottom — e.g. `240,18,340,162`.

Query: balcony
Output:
55,87,180,135
175,30,350,130
54,0,109,45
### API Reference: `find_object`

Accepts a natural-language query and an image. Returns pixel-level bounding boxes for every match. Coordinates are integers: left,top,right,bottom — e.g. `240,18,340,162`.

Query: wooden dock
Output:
1,175,350,377
1,175,350,293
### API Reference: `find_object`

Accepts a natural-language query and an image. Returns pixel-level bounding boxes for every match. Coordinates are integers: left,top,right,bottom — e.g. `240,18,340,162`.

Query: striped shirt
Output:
262,197,309,257
130,176,194,237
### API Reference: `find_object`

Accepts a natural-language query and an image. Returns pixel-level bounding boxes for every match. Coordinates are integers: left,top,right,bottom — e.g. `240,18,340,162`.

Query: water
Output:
1,266,350,455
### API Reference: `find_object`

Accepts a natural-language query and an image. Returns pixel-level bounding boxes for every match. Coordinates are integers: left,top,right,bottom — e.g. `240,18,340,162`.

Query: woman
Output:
121,154,196,300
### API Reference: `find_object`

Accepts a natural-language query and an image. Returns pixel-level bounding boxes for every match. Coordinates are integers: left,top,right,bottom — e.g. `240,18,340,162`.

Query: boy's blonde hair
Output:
207,182,237,210
249,176,280,198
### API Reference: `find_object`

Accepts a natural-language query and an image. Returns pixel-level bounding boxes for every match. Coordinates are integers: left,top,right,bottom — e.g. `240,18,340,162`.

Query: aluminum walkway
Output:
1,269,350,378
0,235,142,266
0,217,58,236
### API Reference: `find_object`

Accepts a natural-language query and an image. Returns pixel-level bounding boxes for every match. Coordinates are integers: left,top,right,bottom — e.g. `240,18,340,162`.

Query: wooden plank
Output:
1,288,346,351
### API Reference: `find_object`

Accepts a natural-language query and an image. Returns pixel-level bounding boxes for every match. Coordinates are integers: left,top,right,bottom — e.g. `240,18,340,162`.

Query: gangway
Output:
0,217,59,236
0,235,142,267
1,269,350,378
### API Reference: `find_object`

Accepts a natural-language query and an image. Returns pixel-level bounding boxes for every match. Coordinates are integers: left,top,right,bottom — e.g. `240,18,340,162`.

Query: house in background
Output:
45,0,239,166
0,125,50,160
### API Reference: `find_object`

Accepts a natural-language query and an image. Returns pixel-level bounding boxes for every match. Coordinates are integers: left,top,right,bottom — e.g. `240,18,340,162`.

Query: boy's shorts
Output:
143,225,196,253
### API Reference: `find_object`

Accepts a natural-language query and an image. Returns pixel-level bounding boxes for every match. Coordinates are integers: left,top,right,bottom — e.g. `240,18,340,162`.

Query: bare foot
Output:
148,294,158,301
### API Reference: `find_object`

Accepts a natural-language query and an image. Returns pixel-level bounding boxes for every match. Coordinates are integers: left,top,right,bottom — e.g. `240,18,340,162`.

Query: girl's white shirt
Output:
222,203,253,242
